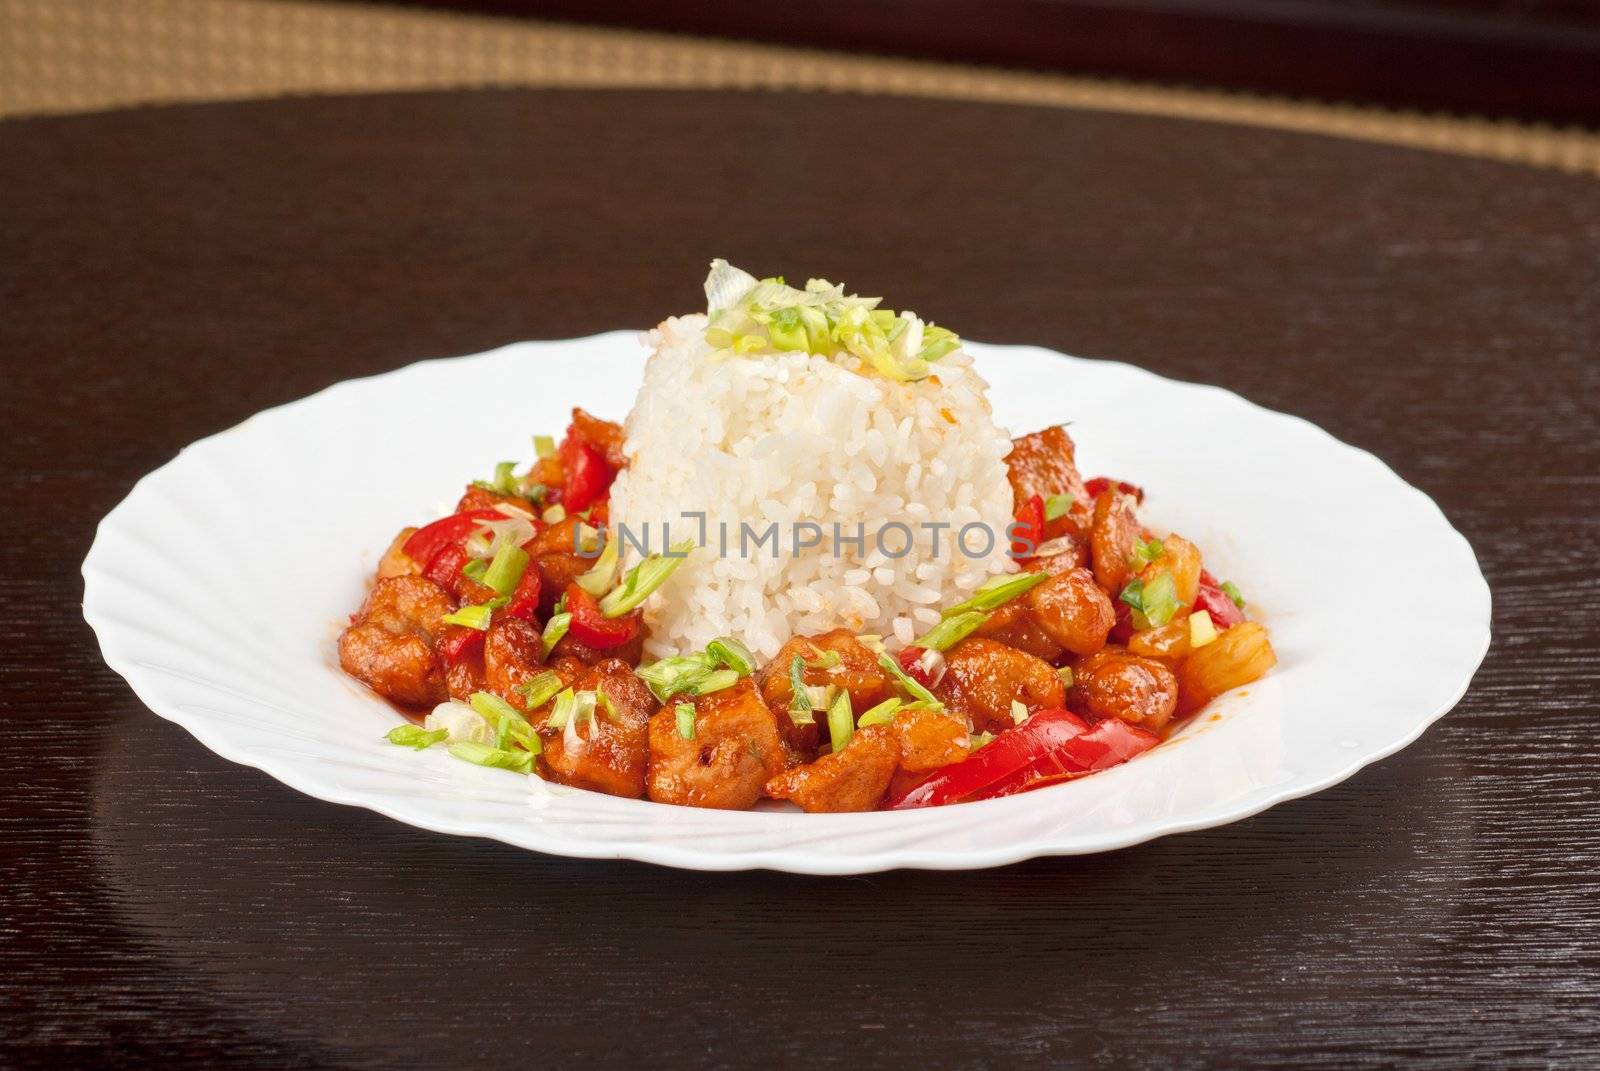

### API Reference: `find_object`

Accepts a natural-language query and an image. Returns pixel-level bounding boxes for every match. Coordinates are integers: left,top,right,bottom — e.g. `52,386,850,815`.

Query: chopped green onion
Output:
877,653,942,709
1189,610,1219,649
941,571,1050,617
1221,580,1246,609
492,460,518,494
914,610,988,652
696,669,741,696
533,434,556,458
1010,700,1029,725
804,647,843,671
706,636,756,676
595,685,620,723
573,531,621,597
546,688,576,730
470,691,540,753
675,702,696,740
1044,494,1074,522
1141,571,1181,628
542,503,567,524
516,670,565,711
386,724,449,750
1131,537,1165,571
523,482,547,504
788,656,812,714
441,603,495,631
638,654,715,701
826,690,854,753
599,539,694,618
541,612,571,655
448,740,534,774
481,542,529,597
461,558,488,582
1057,666,1074,688
968,731,996,752
856,697,901,728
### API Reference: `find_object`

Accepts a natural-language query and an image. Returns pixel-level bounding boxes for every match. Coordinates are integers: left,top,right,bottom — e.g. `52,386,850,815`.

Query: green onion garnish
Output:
638,655,713,701
1044,494,1074,522
573,532,620,597
913,610,988,653
448,740,534,774
788,655,812,716
386,724,449,750
1140,571,1181,628
542,504,566,524
968,731,996,752
1131,537,1165,571
826,690,854,753
469,691,541,754
461,558,488,582
541,612,571,655
695,669,740,695
877,653,942,709
1221,580,1246,609
1057,666,1074,688
804,647,843,671
855,698,902,728
675,702,696,740
545,688,572,729
516,671,564,711
941,571,1050,617
706,636,756,676
1011,700,1029,725
533,434,556,458
481,542,529,597
598,539,695,618
595,685,620,723
441,603,495,631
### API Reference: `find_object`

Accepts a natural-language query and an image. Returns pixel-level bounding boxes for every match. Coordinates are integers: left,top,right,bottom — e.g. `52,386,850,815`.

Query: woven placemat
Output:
4,0,1597,175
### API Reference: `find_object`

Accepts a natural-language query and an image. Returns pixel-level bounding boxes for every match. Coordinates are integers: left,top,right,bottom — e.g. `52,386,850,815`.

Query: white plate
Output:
82,334,1490,874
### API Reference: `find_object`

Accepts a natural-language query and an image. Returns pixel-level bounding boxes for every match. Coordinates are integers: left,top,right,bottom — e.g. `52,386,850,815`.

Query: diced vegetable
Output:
913,610,988,653
516,671,565,711
448,740,535,774
940,570,1050,617
441,602,496,631
558,430,614,514
675,702,696,740
573,532,620,597
533,434,556,458
1043,494,1074,522
481,541,529,597
1221,580,1246,608
706,636,756,676
566,584,641,649
540,612,571,655
1010,493,1045,558
826,690,854,753
856,697,902,728
401,508,504,570
386,725,449,750
598,540,694,618
878,652,942,709
1188,610,1218,649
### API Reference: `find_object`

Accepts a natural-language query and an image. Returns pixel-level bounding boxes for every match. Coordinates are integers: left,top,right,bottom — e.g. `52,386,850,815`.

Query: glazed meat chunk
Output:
1025,566,1115,656
1005,425,1091,528
647,679,787,809
765,726,899,813
337,575,454,707
1069,647,1179,732
538,658,655,798
756,629,894,757
934,637,1067,734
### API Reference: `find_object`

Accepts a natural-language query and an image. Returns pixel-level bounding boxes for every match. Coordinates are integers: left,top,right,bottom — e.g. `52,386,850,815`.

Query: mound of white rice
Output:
608,313,1018,660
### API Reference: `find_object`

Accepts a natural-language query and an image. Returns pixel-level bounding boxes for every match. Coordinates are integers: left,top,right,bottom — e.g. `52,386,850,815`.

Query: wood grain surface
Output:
1,90,1597,1069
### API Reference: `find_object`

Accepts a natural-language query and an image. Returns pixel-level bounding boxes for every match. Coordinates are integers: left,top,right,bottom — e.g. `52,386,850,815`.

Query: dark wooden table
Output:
3,89,1597,1069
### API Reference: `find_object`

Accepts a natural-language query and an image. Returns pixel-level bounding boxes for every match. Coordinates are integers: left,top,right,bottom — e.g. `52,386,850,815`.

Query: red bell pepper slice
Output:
562,583,640,650
1193,579,1245,630
438,625,485,666
972,716,1160,800
1084,477,1146,504
1010,493,1045,559
558,430,614,515
402,508,503,569
885,708,1091,809
422,544,469,592
504,564,542,622
896,645,937,689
